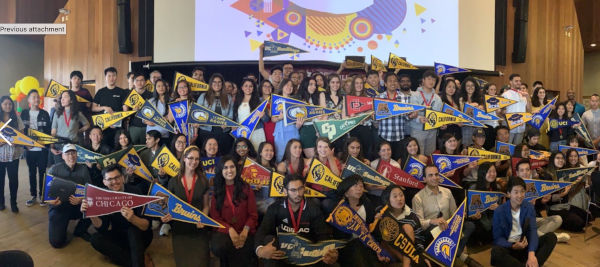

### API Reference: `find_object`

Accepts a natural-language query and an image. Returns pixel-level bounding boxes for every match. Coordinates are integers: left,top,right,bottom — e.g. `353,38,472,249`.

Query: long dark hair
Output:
113,128,132,150
341,137,366,163
256,141,276,169
230,137,257,165
460,77,483,105
171,79,193,102
258,80,274,99
169,133,186,160
0,96,18,128
213,155,248,211
398,137,421,168
531,87,548,108
56,90,80,119
281,139,304,175
547,152,565,180
565,148,580,168
475,163,499,191
151,79,170,116
205,73,229,108
439,78,460,106
549,102,567,120
336,174,367,205
439,133,461,155
233,79,261,122
297,77,322,105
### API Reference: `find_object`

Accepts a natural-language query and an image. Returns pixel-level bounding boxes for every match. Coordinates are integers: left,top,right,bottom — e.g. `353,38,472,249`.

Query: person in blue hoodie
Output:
491,176,557,267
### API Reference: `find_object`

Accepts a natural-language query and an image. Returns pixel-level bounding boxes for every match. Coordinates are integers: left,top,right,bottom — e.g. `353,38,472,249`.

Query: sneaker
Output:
151,220,160,230
11,205,19,213
39,197,47,207
556,232,570,243
26,197,36,207
159,224,171,236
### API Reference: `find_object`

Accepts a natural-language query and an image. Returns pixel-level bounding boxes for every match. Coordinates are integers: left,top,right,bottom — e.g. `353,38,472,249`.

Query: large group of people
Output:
1,58,600,267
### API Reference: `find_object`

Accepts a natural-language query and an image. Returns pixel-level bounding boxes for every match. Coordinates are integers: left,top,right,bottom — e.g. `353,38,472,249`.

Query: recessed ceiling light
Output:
591,43,597,47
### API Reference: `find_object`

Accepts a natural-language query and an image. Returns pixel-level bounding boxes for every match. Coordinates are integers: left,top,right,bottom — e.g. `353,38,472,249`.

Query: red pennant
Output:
376,160,424,189
241,158,272,187
83,184,161,218
511,157,548,175
345,95,374,116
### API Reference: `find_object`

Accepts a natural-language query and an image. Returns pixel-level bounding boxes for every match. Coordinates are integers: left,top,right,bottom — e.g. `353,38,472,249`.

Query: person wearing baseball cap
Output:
45,143,92,248
462,128,487,187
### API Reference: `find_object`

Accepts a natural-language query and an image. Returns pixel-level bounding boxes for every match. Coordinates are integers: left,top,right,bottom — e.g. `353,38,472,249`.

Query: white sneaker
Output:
556,232,570,243
159,224,171,236
152,220,160,230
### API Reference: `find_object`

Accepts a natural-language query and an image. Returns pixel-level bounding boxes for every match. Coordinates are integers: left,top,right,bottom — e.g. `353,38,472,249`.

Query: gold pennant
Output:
370,55,387,72
124,89,146,110
143,80,154,93
92,111,136,130
484,94,518,113
387,53,418,70
174,72,209,92
45,79,89,102
269,172,325,198
151,146,180,177
467,147,510,164
424,110,470,130
28,129,57,145
305,159,342,190
505,112,533,130
0,122,44,148
118,148,154,182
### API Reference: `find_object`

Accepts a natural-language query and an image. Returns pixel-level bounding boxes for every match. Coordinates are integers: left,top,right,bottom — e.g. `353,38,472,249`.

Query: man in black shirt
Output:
93,67,128,149
255,174,338,266
46,144,92,248
126,73,153,145
81,165,153,267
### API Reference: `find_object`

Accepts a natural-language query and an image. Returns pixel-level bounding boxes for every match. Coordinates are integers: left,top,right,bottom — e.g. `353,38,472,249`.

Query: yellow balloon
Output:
9,95,17,101
15,80,22,93
37,87,44,95
9,87,16,95
20,76,40,94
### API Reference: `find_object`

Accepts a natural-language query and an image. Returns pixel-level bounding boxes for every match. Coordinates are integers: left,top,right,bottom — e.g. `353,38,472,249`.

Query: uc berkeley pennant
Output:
92,111,136,130
173,72,209,92
269,172,325,198
424,110,470,130
305,159,342,190
151,146,180,177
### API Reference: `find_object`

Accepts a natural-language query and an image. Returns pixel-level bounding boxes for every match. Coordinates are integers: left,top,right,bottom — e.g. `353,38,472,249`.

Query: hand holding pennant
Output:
375,208,424,265
118,148,155,182
232,98,269,139
424,200,467,267
345,95,374,116
151,146,180,177
556,166,595,182
143,183,224,228
124,89,145,110
484,94,517,113
314,112,372,142
0,122,44,148
467,190,504,216
277,232,346,266
370,55,387,72
558,145,599,156
45,79,89,102
241,157,272,187
136,101,176,133
263,41,308,57
74,144,103,163
173,72,209,92
462,102,500,122
387,53,418,70
42,174,85,203
93,111,136,130
467,147,510,164
528,97,557,129
523,179,573,202
374,99,425,120
341,156,391,187
432,154,481,174
403,156,462,188
188,102,239,127
434,62,469,76
96,145,146,169
271,94,305,117
305,159,343,190
28,128,62,145
376,159,424,189
83,184,161,218
168,100,189,136
442,103,483,127
505,112,533,130
283,102,339,126
423,110,470,130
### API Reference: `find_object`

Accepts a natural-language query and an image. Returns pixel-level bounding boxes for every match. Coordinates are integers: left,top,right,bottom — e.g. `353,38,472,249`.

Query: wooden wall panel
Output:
486,0,584,102
43,0,149,98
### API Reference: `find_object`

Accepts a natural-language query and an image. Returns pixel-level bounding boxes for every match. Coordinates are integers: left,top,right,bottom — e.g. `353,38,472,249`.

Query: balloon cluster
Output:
9,76,45,112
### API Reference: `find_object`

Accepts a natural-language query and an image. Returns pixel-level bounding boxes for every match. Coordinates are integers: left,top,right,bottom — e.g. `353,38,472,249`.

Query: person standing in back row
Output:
92,67,128,149
502,74,531,145
408,70,443,155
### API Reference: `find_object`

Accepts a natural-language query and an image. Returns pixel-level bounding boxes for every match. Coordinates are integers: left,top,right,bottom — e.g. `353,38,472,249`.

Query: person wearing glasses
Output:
81,165,153,267
45,144,92,248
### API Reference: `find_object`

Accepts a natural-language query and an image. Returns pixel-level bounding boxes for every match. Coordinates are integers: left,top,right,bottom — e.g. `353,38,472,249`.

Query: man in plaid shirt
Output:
378,72,411,160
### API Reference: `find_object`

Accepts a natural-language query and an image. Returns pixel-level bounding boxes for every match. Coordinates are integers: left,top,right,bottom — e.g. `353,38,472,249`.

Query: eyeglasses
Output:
176,141,186,145
236,144,248,149
104,175,123,183
186,157,200,161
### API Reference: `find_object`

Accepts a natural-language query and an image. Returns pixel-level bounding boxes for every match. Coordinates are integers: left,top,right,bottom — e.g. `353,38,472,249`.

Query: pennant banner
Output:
432,154,481,174
75,144,103,163
558,145,599,156
434,62,469,76
124,89,145,110
442,103,483,127
174,72,209,92
556,167,595,182
314,112,371,142
529,150,551,160
370,55,387,72
387,53,417,70
0,122,44,148
169,100,190,136
28,128,59,145
232,98,269,139
326,200,392,261
344,56,366,69
271,94,305,117
424,110,470,130
424,201,466,267
42,174,85,202
573,113,595,148
45,79,89,102
377,212,424,265
345,95,374,116
143,183,224,227
374,98,426,120
269,172,325,198
96,145,146,169
376,159,424,189
118,148,154,182
240,158,271,187
151,146,180,177
523,179,573,202
283,102,339,126
83,184,161,218
467,147,510,163
188,102,239,127
463,102,500,122
201,156,220,181
403,156,462,188
342,156,391,187
263,41,308,57
505,112,533,130
92,111,136,130
305,159,343,190
548,118,578,130
528,97,557,129
484,95,517,113
495,141,515,156
135,101,175,133
143,80,154,93
278,232,346,266
467,190,504,216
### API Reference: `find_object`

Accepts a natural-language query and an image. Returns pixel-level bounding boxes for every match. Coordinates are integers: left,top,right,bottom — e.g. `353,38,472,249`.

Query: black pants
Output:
210,232,256,267
90,227,153,267
0,159,19,206
490,232,557,267
48,205,91,248
25,150,48,198
548,206,587,232
338,238,383,267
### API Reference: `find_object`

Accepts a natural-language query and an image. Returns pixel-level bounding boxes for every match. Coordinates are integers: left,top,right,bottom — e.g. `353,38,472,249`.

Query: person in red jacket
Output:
210,155,259,267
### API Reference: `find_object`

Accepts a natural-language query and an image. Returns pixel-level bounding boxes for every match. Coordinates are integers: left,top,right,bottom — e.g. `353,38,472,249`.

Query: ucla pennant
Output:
374,98,425,120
